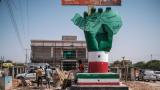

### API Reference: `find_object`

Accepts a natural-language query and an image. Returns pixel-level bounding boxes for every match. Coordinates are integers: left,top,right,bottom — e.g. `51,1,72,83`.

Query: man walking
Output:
45,66,53,88
36,66,43,87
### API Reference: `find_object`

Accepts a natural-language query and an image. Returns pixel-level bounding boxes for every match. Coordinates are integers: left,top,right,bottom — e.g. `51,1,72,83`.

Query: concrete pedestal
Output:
74,73,128,90
77,73,120,85
70,85,129,90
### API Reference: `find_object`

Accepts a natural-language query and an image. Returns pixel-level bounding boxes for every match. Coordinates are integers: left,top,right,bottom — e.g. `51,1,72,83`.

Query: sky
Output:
0,0,160,63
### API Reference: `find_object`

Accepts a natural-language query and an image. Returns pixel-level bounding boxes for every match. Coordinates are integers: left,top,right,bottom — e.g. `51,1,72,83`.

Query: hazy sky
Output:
0,0,160,63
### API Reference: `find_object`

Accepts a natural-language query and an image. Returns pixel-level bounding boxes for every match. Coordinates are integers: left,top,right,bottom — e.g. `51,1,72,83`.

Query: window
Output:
63,50,76,59
63,61,76,71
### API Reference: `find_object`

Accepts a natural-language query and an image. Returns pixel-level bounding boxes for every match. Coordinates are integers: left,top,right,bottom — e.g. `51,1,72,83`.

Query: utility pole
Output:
151,54,152,60
25,49,30,73
122,56,127,82
25,49,28,65
25,49,30,65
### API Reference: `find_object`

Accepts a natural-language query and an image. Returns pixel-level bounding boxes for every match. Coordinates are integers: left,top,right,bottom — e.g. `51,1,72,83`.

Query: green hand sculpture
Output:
71,7,122,52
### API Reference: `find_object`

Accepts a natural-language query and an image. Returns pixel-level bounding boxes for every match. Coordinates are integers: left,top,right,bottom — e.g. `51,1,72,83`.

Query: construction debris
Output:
54,67,75,89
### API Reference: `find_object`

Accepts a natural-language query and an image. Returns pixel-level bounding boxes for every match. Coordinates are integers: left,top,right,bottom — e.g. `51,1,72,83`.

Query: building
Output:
31,36,87,70
110,60,138,81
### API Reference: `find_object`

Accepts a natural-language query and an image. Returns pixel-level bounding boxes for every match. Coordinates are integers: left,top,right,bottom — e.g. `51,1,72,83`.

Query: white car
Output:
143,70,156,82
16,67,55,82
154,71,160,81
16,70,36,81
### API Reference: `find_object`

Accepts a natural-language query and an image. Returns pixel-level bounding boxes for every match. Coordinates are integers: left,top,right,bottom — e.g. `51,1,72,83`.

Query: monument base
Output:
73,73,128,90
70,85,128,90
77,73,120,85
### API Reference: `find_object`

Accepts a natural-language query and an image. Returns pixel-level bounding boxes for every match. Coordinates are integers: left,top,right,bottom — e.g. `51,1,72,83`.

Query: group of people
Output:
34,59,84,88
35,65,53,88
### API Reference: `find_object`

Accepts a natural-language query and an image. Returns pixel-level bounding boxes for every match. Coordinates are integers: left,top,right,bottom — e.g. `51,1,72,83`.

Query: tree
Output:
5,60,12,63
0,60,4,63
110,60,121,67
134,60,160,71
145,60,160,71
0,60,4,68
133,61,146,69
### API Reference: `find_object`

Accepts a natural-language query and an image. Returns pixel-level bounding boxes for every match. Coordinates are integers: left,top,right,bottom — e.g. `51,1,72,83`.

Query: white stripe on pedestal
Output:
88,51,108,62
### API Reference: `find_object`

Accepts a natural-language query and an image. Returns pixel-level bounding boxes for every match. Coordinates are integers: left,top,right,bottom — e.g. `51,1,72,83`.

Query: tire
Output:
17,76,24,79
145,79,149,82
19,77,27,86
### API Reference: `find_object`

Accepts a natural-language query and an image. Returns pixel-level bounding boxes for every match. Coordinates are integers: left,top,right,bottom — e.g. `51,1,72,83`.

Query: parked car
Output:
16,66,55,82
154,71,160,81
16,69,36,81
137,70,156,82
143,70,156,82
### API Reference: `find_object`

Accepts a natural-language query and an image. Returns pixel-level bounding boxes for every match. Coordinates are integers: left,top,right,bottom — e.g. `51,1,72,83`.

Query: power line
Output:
4,0,25,54
10,0,17,10
19,0,27,47
26,0,30,45
26,0,29,37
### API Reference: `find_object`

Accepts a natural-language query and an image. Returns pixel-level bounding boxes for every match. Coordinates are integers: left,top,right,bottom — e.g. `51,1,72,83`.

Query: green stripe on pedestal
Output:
78,79,119,83
77,73,119,79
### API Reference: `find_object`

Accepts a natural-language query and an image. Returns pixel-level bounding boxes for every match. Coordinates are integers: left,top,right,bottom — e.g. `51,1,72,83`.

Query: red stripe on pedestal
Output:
88,62,108,73
78,82,120,85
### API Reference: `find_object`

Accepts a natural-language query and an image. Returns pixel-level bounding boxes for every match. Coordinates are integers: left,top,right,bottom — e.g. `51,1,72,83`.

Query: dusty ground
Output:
12,79,59,90
123,81,160,90
12,79,160,90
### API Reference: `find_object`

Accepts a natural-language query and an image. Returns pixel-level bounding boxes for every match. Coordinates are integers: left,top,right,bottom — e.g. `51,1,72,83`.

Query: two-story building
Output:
31,36,87,70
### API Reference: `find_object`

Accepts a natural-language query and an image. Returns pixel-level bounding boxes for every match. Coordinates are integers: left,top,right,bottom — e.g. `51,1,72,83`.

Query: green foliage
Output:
111,60,121,67
0,60,4,63
134,60,160,71
0,60,4,68
5,60,12,63
111,60,132,67
145,60,160,71
134,61,146,69
14,63,25,66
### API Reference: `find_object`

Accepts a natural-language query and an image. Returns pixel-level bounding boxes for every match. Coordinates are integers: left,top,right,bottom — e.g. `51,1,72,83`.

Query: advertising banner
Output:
61,0,121,6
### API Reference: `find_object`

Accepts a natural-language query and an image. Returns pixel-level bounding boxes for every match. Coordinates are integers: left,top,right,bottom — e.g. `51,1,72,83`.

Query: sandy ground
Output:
12,79,160,90
123,81,160,90
12,79,60,90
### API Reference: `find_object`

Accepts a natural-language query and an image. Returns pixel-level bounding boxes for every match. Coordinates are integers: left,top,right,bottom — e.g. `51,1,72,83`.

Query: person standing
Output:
78,59,84,73
36,66,43,87
45,66,53,88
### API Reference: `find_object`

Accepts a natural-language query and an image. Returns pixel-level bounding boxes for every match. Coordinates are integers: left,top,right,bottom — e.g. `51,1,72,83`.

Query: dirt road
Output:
124,81,160,90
